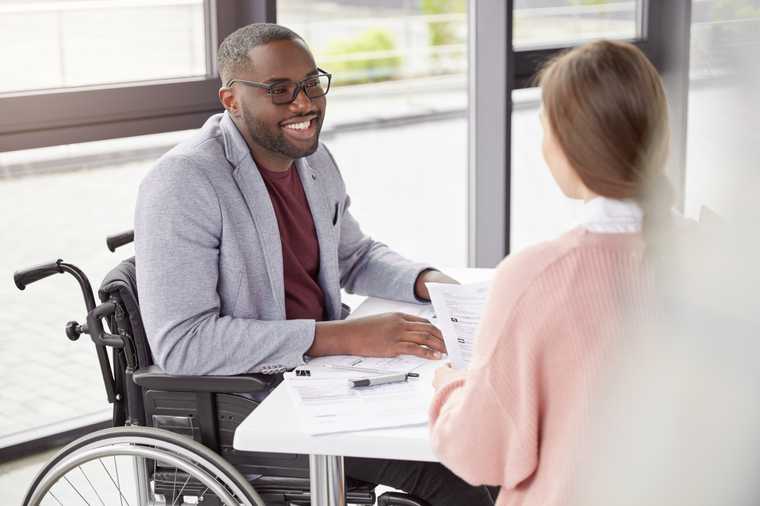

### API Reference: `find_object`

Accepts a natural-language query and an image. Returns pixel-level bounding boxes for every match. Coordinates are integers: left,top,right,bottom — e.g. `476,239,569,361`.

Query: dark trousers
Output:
345,457,495,506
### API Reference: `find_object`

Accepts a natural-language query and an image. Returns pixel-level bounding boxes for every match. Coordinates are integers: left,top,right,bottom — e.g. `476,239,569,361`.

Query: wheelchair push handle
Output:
13,259,64,290
106,230,134,252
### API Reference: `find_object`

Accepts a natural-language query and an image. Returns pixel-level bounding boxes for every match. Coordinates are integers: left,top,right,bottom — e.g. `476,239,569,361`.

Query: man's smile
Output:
280,113,319,141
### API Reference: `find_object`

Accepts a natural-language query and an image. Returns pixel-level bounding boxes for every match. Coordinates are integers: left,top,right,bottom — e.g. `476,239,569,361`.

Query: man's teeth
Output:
284,120,311,130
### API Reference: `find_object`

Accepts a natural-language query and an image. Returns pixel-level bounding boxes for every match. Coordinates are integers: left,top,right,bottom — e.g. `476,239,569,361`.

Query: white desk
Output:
233,268,493,505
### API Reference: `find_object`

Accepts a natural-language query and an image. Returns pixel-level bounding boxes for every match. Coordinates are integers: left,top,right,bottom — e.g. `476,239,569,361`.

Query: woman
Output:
428,40,673,505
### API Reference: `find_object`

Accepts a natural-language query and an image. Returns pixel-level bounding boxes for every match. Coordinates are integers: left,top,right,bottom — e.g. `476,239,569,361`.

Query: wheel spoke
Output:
98,458,131,506
64,475,92,505
79,466,106,506
172,466,177,503
47,489,64,506
114,456,124,506
170,473,191,506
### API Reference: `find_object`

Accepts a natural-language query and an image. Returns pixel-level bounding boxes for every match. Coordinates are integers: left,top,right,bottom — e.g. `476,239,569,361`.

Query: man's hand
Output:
311,312,446,360
414,269,459,301
432,363,463,389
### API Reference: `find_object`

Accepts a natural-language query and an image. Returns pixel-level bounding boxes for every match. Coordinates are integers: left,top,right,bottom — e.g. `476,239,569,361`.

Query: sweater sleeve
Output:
428,246,557,488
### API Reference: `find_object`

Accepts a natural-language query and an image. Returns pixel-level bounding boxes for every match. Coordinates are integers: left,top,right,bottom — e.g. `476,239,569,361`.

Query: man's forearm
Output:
308,320,357,357
306,313,445,360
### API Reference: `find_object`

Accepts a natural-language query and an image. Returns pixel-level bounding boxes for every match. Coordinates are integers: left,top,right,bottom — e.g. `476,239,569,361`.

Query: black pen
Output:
348,372,417,388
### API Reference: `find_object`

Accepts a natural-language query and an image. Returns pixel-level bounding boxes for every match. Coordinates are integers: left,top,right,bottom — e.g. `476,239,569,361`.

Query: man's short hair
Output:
217,23,305,85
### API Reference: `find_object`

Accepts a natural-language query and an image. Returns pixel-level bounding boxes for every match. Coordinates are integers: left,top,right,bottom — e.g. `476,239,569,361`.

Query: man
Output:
135,23,493,505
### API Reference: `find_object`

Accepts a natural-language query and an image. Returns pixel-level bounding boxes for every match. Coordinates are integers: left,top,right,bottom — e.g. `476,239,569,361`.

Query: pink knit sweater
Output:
429,227,652,505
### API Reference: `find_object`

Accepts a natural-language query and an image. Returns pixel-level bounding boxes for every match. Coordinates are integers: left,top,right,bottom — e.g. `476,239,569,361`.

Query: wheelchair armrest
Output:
132,365,273,393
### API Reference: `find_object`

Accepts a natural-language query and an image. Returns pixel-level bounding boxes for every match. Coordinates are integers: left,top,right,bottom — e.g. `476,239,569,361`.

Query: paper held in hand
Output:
426,281,490,369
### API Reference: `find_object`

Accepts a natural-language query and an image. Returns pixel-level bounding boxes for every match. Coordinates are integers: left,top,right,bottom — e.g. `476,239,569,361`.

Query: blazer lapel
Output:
296,158,341,320
222,114,286,317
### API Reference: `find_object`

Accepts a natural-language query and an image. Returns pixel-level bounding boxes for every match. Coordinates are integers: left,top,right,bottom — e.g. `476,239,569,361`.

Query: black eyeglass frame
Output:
225,68,332,104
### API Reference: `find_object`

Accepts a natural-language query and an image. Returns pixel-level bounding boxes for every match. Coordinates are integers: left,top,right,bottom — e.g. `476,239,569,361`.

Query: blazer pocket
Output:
331,201,341,227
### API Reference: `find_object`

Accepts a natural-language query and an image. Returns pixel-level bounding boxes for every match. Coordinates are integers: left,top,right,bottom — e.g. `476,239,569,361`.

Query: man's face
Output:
235,39,326,161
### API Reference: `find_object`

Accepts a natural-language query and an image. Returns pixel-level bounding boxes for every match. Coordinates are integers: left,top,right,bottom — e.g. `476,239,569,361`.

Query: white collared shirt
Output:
576,197,643,233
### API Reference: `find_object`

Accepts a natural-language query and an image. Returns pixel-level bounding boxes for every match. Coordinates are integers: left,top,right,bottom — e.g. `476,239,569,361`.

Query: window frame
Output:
470,0,692,267
0,0,276,152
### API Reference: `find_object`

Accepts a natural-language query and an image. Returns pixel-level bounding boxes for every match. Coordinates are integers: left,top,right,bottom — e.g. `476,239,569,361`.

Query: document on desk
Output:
303,354,429,374
426,281,490,369
283,370,431,435
348,297,435,320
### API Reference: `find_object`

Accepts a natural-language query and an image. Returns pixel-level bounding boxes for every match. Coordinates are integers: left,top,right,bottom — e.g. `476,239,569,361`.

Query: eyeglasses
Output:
226,68,332,105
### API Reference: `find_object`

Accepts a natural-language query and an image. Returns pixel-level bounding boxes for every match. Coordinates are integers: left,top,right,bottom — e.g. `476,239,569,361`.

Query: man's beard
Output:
242,108,322,160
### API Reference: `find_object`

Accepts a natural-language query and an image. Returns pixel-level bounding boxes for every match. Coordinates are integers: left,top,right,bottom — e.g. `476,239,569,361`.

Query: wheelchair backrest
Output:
98,256,153,368
97,256,153,426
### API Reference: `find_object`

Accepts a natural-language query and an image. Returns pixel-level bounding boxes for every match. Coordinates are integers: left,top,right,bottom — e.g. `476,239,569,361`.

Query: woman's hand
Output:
433,362,462,390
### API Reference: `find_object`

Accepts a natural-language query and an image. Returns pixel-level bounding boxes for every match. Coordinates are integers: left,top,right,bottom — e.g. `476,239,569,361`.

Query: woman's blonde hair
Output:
538,40,673,234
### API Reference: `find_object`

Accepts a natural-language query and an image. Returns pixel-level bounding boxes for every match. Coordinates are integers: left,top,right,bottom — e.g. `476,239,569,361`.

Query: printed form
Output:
426,282,491,369
283,369,433,435
303,354,430,374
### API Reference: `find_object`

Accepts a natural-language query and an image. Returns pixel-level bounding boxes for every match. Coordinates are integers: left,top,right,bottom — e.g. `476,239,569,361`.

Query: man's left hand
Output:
414,269,459,301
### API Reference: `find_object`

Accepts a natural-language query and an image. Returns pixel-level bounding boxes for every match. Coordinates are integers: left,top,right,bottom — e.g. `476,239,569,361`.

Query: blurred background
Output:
1,0,759,502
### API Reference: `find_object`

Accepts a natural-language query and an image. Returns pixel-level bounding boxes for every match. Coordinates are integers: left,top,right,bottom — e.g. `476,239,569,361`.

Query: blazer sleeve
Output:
135,156,315,376
317,144,433,303
428,254,545,488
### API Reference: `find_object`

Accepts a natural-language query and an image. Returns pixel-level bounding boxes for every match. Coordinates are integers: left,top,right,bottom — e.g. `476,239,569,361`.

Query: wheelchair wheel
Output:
24,426,264,506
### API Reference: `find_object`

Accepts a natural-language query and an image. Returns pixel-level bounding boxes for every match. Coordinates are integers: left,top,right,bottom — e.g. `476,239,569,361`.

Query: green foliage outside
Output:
570,0,609,6
710,0,760,47
420,0,466,47
324,28,402,86
713,0,760,18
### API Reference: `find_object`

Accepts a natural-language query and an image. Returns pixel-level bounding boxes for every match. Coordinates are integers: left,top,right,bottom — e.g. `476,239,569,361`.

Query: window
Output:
0,0,271,152
0,0,272,454
514,0,641,50
0,0,207,94
278,0,469,269
684,0,760,219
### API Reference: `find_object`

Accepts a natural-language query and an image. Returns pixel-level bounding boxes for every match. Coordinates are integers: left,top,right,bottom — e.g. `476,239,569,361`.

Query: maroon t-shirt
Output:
257,162,326,321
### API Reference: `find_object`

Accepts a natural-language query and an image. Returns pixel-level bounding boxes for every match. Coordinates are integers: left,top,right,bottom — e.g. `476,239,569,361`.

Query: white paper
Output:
348,297,435,320
426,282,490,369
303,354,430,374
283,372,429,435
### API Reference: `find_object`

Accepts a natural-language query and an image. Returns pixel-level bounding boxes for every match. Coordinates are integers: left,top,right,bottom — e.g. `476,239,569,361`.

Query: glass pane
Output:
514,0,641,50
279,0,468,271
510,88,582,252
0,131,193,445
685,0,760,220
0,0,207,94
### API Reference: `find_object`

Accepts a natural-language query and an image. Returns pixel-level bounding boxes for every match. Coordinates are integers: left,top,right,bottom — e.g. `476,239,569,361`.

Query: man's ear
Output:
218,87,241,118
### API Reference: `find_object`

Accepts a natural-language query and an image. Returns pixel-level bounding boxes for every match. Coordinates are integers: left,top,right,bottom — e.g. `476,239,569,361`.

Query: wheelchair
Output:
14,230,429,506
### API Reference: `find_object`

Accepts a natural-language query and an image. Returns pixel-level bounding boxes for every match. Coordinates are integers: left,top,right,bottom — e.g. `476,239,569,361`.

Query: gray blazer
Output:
135,112,430,375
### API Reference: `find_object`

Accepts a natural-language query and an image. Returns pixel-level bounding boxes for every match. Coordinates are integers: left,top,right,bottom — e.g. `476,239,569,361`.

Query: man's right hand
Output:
310,312,446,360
